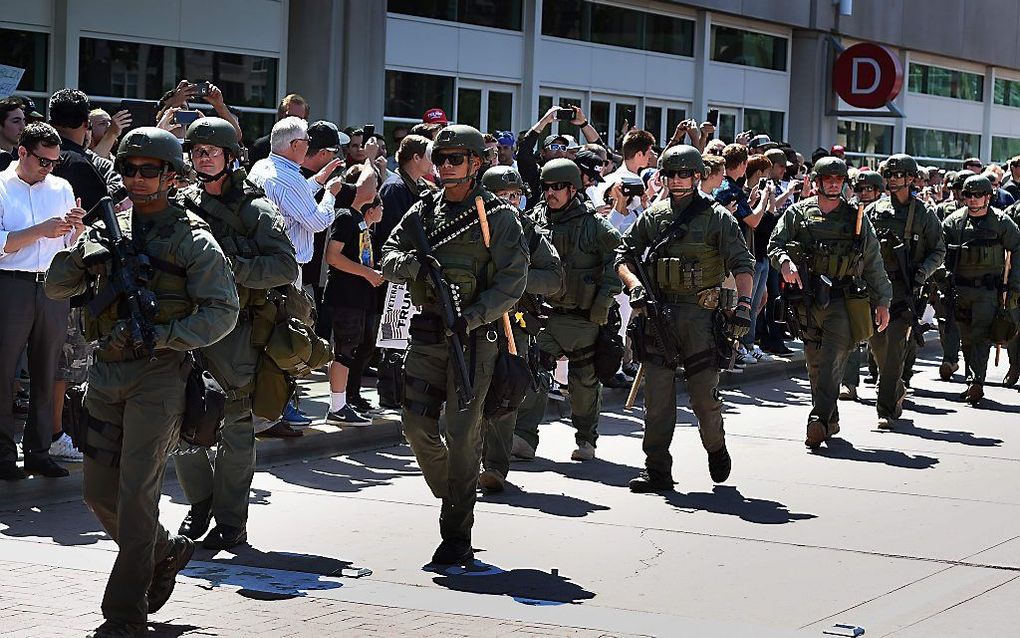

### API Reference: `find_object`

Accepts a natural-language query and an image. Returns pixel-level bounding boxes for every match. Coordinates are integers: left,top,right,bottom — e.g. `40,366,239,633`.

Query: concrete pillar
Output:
692,10,709,121
981,65,994,162
521,0,540,131
788,29,837,155
340,0,386,128
892,49,908,154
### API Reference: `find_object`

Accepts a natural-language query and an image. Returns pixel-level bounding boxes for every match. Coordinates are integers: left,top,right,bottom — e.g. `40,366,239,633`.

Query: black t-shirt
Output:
323,209,377,310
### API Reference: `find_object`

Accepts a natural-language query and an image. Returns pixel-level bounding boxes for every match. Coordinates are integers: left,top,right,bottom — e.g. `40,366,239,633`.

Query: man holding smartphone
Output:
517,105,606,198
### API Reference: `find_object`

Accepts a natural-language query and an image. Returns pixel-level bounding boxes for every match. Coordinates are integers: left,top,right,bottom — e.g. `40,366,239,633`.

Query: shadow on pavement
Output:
903,399,956,416
182,545,353,600
266,446,419,494
975,397,1020,413
812,438,940,469
0,499,107,546
428,560,596,605
884,418,1003,447
149,622,203,637
479,484,611,518
662,485,817,525
511,455,641,488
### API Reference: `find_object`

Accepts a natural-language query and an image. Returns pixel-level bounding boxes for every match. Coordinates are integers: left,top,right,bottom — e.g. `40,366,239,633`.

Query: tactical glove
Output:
628,285,647,309
728,304,753,339
412,253,442,284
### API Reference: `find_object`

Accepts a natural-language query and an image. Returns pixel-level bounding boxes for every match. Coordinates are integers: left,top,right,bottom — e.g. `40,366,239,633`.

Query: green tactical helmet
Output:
432,124,486,156
951,171,969,190
854,170,884,190
117,126,186,174
183,117,241,156
884,153,919,176
961,174,994,196
813,156,849,178
658,144,706,174
482,165,525,193
540,158,583,190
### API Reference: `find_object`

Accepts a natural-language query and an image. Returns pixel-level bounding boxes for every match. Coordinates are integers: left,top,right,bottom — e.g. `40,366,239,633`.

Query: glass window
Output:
386,70,455,120
718,113,737,143
644,106,662,146
744,108,784,142
542,1,693,57
558,97,580,142
906,127,981,160
0,29,48,93
711,26,787,72
907,63,983,101
457,88,481,128
389,0,522,31
837,120,893,158
78,38,277,109
589,3,644,50
645,16,694,57
615,103,637,145
539,94,553,118
994,78,1020,108
992,136,1020,163
666,108,687,141
488,91,513,133
590,100,610,142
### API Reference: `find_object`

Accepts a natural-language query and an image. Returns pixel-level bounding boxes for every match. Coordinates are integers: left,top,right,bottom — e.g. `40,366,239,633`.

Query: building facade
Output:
4,0,1020,167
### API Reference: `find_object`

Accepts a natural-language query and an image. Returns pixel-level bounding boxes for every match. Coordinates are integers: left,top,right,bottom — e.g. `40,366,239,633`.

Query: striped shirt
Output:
248,152,336,264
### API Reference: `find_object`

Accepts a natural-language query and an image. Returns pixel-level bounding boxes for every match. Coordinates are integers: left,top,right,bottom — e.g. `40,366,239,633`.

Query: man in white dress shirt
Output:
0,122,85,480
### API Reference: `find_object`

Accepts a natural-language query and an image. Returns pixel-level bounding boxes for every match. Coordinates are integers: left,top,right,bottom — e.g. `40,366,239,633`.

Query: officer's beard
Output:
818,185,842,201
966,201,988,215
128,174,173,205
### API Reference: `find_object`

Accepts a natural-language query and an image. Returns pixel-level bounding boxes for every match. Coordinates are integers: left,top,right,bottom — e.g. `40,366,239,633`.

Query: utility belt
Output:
660,286,735,310
548,305,591,319
409,311,499,345
95,346,176,363
955,274,1003,291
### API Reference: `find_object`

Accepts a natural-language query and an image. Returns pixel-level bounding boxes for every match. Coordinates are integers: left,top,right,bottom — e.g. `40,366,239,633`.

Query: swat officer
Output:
866,154,945,429
45,127,239,638
476,165,563,492
942,174,1020,404
173,118,298,550
512,159,622,462
1003,200,1020,387
935,170,969,379
381,125,528,565
616,145,754,492
768,157,892,449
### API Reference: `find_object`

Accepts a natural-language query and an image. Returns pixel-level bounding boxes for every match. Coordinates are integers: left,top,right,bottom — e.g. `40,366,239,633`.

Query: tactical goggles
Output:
433,152,470,167
660,169,696,179
120,162,164,178
546,143,568,152
883,170,908,179
542,181,572,192
961,191,987,199
190,147,224,159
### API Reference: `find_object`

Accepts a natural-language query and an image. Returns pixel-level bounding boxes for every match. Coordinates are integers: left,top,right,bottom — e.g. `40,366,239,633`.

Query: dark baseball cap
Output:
307,120,350,151
574,149,604,183
19,97,44,121
748,134,778,151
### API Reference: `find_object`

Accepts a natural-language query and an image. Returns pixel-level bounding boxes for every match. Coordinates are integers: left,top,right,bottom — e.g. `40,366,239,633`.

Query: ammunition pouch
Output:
593,305,625,385
62,384,89,452
409,312,446,345
377,349,406,407
696,287,735,311
484,349,532,419
252,283,330,381
845,295,874,344
251,356,293,421
180,353,226,448
562,267,599,311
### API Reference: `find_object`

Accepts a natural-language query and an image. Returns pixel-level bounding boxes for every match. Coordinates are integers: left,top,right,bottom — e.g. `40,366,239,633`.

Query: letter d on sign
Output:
851,58,880,94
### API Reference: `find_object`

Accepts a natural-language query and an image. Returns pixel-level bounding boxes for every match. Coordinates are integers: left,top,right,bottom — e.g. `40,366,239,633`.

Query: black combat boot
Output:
147,535,196,613
708,445,732,483
628,471,675,493
178,497,212,540
202,524,248,551
431,539,474,566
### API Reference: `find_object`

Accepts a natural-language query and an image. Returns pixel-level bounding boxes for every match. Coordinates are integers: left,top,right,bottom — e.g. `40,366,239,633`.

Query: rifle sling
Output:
649,195,710,259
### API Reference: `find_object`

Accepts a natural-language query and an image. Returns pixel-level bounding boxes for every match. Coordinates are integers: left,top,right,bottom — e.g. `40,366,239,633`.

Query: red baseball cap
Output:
423,108,449,124
831,144,846,154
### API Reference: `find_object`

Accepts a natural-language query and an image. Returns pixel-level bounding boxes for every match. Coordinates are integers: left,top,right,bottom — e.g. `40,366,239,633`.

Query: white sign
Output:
376,283,418,350
0,65,25,98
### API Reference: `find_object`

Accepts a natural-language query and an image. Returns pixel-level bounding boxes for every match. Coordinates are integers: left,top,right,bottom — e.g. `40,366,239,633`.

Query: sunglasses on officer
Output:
433,152,470,167
660,169,696,180
961,191,986,200
120,162,164,178
883,170,907,180
542,181,572,192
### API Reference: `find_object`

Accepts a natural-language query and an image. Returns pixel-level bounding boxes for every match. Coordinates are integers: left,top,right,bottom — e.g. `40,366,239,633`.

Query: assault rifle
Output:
625,245,681,369
86,197,159,359
892,241,929,347
403,210,475,411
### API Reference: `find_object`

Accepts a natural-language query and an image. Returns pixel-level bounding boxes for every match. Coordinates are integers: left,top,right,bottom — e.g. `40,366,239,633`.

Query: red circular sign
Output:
833,43,903,109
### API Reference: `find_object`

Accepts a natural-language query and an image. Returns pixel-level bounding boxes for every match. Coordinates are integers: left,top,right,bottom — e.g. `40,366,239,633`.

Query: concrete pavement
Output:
2,347,1019,636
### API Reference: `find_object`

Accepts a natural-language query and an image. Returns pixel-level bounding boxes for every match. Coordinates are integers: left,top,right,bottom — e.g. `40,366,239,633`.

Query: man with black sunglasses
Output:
45,127,239,638
381,124,528,566
616,145,754,492
941,174,1020,404
513,159,621,463
865,154,945,429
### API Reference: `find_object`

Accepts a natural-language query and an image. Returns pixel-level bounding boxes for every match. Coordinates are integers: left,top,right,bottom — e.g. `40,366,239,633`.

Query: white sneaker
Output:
751,346,773,362
50,433,83,462
738,346,757,365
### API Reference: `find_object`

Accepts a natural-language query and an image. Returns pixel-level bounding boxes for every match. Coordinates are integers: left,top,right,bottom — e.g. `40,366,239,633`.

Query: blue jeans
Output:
742,259,770,349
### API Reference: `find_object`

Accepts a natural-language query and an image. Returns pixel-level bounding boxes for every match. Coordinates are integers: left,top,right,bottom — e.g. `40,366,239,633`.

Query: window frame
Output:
540,0,696,60
387,0,524,32
907,62,985,102
708,23,790,73
0,25,51,94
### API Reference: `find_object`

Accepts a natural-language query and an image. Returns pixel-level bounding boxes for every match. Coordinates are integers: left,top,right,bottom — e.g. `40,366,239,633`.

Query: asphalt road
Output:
2,349,1019,637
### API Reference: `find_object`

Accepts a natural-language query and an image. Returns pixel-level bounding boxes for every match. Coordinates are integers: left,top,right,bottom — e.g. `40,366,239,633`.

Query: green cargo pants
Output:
957,286,1000,385
842,345,862,388
801,298,854,427
82,352,188,624
869,302,911,419
482,323,535,479
939,310,961,366
639,303,724,480
513,311,601,451
173,398,254,527
402,335,497,544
